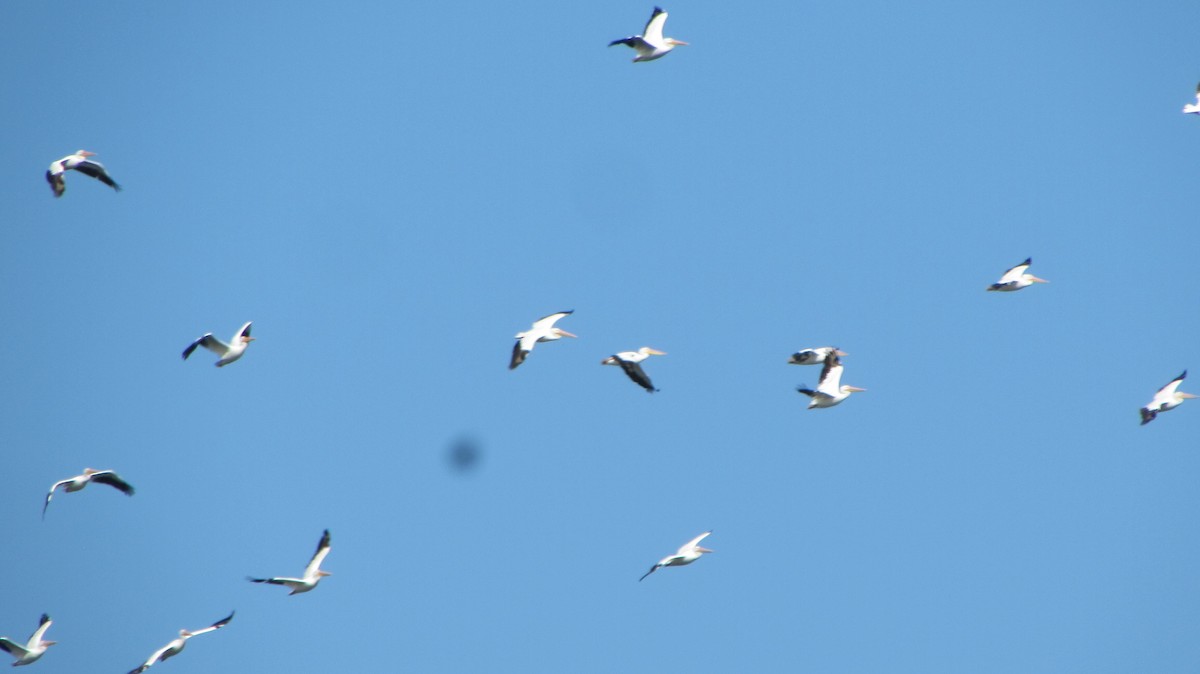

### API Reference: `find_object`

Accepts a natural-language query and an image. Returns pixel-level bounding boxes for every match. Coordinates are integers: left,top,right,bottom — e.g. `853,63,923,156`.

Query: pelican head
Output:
552,328,577,338
180,629,192,638
77,150,95,157
83,468,98,475
666,38,689,46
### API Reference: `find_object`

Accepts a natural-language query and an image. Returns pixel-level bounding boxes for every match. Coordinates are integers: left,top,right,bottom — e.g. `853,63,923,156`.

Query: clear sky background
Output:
2,1,1199,672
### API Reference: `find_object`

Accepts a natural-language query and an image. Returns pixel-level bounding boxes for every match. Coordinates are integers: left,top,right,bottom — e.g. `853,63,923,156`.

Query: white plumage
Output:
510,311,576,370
987,258,1047,292
182,321,255,367
640,531,714,581
609,7,688,62
1140,371,1196,425
0,614,56,667
248,530,332,595
46,150,121,197
126,612,233,674
796,351,865,409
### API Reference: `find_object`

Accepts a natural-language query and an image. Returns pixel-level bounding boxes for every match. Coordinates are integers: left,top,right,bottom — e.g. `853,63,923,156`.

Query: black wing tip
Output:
1179,370,1188,380
1021,257,1032,265
652,6,665,15
1139,407,1156,425
39,614,50,625
216,611,235,626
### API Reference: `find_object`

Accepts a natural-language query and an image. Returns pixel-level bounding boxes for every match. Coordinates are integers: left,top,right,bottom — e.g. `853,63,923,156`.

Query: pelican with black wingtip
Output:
510,311,576,370
602,347,665,393
609,7,688,62
1140,371,1196,425
640,531,714,581
796,350,865,409
43,468,134,519
126,612,233,674
787,347,847,366
46,150,121,197
248,530,332,595
986,258,1047,292
0,614,56,667
182,321,254,367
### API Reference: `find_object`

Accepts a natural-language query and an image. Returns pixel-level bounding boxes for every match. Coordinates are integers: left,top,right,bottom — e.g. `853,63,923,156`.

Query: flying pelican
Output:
640,531,713,581
787,347,847,366
609,7,688,62
1184,83,1200,114
182,321,254,367
510,311,576,370
43,468,135,519
986,257,1048,292
126,612,233,674
1140,371,1196,425
248,529,332,595
46,150,121,198
0,614,55,667
602,347,666,392
796,350,865,409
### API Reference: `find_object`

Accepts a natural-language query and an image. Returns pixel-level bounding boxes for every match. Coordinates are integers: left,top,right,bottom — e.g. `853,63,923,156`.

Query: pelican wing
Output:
42,479,73,518
234,321,253,341
248,576,301,586
677,531,712,554
72,159,121,191
530,310,572,332
303,529,332,577
91,471,135,496
815,352,844,395
609,36,649,49
0,638,29,658
29,614,51,645
131,641,176,673
615,358,657,392
182,334,230,360
997,258,1032,284
189,611,234,637
1156,370,1188,399
45,170,66,197
509,340,530,370
643,6,668,44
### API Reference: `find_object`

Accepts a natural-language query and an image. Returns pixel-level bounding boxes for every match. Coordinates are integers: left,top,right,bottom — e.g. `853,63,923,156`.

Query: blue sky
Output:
2,1,1200,672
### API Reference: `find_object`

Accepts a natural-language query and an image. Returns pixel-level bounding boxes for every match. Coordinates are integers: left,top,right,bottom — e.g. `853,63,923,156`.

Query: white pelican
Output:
0,614,55,667
787,347,847,366
510,311,576,370
43,468,135,519
127,612,233,674
248,529,332,595
1184,83,1200,114
46,150,121,198
602,347,666,392
796,350,865,409
986,257,1047,292
1140,370,1196,425
182,321,254,367
640,531,713,581
609,7,688,62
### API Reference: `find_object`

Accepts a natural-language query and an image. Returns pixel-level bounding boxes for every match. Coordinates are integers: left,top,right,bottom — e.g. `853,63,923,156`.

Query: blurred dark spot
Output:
446,437,483,474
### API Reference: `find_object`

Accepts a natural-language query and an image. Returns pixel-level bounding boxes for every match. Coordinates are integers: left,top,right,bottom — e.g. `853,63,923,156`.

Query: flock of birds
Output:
8,5,1199,670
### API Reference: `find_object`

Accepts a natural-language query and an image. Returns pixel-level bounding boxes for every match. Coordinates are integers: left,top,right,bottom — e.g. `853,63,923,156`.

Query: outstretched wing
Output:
677,531,712,553
72,159,121,191
530,310,572,331
815,351,844,395
0,637,29,658
45,170,65,197
303,530,332,577
188,611,234,637
997,258,1032,284
235,322,253,341
42,479,72,518
183,334,230,360
509,340,529,370
616,358,657,392
91,471,136,496
643,7,668,44
29,614,52,644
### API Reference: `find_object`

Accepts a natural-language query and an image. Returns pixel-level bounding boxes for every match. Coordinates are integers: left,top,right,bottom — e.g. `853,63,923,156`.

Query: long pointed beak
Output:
835,350,849,357
670,39,689,46
1030,276,1049,283
647,349,666,355
845,386,867,392
1180,392,1198,399
559,330,578,338
697,547,714,553
319,570,333,576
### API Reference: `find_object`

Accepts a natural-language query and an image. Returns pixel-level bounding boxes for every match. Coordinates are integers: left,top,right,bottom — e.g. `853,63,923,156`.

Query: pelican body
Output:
1140,370,1196,425
0,614,55,667
43,468,135,519
796,351,865,409
248,529,332,595
602,347,665,392
987,258,1047,292
787,347,847,366
609,7,688,62
182,321,254,367
640,531,713,581
46,150,121,197
510,311,576,370
127,612,233,674
1185,83,1200,114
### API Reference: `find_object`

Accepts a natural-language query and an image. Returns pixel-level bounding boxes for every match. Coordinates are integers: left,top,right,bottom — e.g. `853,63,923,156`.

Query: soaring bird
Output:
1140,371,1196,425
43,468,135,519
796,350,865,409
609,7,688,62
46,150,121,198
787,347,847,366
248,529,332,595
0,614,56,667
510,311,576,370
602,347,666,392
1184,83,1200,114
986,258,1047,292
640,531,713,581
126,612,233,674
182,321,254,367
